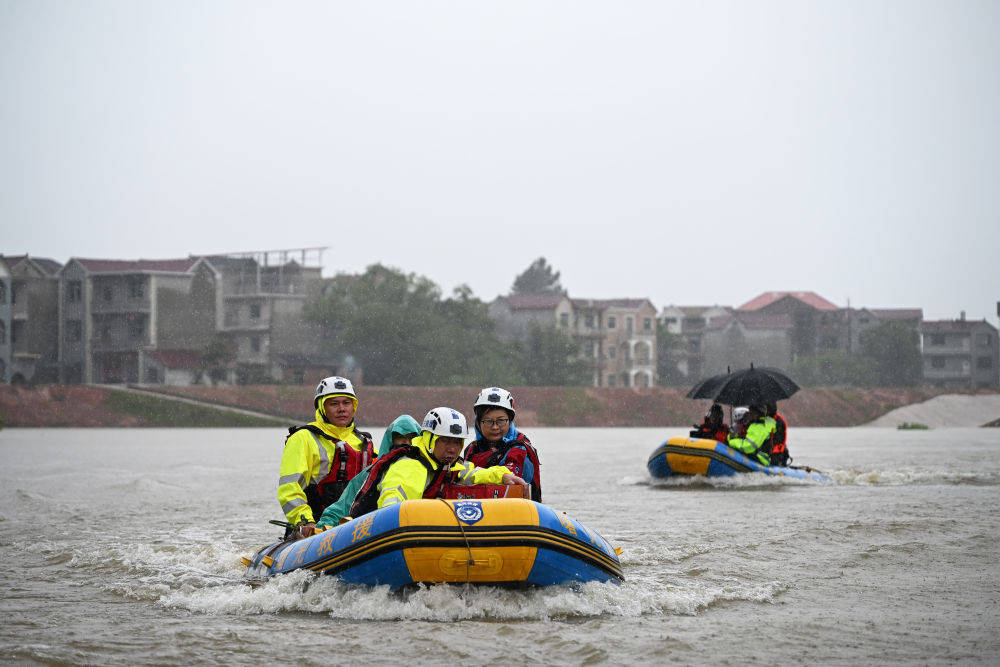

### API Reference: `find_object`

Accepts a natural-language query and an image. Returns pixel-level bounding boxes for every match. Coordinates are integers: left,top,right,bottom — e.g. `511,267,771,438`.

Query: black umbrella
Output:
686,366,800,406
685,372,731,400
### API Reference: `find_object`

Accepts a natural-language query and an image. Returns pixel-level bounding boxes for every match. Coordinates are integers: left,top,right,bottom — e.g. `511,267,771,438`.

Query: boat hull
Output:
244,498,623,589
647,436,831,482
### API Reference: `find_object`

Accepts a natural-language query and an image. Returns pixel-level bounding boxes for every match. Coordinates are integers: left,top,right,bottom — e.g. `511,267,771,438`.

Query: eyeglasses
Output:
479,417,510,428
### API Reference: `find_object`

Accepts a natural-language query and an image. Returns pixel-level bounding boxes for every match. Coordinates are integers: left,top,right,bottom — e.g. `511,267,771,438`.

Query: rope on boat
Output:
438,498,474,585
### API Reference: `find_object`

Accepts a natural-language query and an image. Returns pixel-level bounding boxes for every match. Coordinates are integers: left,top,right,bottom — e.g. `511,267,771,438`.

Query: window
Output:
977,356,993,369
608,316,617,329
930,334,946,346
251,336,261,352
584,315,594,328
67,281,82,302
665,317,677,325
626,317,633,333
128,278,144,299
644,318,652,331
103,286,113,302
560,312,569,327
978,334,993,348
12,321,24,344
608,346,616,359
10,283,17,304
607,375,616,387
859,317,870,325
0,282,5,303
250,303,261,319
0,321,5,344
101,327,111,342
66,320,82,342
128,318,144,339
931,357,946,369
823,336,839,349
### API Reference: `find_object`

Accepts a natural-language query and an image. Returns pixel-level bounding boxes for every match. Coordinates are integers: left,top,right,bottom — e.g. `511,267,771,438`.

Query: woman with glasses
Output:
462,387,543,501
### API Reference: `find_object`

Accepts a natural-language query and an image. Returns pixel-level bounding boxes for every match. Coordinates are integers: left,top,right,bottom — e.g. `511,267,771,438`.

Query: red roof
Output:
738,291,840,312
74,258,197,274
144,349,204,369
501,294,567,310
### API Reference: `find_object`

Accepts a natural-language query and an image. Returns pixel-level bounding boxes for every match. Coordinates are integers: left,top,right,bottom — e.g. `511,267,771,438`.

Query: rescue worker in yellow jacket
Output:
349,407,527,516
278,376,375,536
727,404,773,466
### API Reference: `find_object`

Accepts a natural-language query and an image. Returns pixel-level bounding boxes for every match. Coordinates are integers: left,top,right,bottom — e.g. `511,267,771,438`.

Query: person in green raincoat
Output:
314,414,421,528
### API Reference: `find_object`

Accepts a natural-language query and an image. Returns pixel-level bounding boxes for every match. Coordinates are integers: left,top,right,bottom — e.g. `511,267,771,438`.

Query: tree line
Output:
303,261,589,386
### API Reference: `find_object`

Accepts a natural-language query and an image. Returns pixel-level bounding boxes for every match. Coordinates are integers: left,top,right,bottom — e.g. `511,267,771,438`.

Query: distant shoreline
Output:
2,384,996,428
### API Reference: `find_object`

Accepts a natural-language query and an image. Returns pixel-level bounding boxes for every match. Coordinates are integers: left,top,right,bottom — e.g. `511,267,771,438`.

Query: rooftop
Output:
738,291,840,312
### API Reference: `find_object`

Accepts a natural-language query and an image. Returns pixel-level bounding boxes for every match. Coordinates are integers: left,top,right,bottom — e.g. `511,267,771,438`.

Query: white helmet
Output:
732,406,749,423
314,376,356,408
421,407,469,439
474,387,515,418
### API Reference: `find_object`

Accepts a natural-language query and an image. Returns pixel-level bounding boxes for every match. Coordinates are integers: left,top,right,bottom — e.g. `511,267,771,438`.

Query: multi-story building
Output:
847,307,923,353
57,257,209,383
657,305,731,381
920,316,999,389
700,311,794,376
54,248,330,385
736,291,844,359
489,293,658,387
572,298,657,387
488,294,574,340
2,254,62,383
200,249,329,384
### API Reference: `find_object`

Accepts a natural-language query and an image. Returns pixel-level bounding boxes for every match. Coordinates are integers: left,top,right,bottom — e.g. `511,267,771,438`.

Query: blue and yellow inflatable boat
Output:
243,498,623,588
647,436,831,482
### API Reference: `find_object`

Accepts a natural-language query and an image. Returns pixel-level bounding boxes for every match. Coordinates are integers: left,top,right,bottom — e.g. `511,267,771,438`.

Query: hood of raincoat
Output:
378,414,421,456
310,407,356,440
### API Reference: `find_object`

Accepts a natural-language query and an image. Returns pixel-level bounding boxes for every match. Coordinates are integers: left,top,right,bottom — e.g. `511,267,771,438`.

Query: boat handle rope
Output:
438,499,474,585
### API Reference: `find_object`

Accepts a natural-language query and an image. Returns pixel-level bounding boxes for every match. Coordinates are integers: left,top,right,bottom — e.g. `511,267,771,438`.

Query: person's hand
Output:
297,522,316,538
502,474,527,488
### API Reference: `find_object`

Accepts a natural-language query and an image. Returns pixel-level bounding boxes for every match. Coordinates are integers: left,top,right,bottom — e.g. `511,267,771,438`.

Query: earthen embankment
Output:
1,384,977,428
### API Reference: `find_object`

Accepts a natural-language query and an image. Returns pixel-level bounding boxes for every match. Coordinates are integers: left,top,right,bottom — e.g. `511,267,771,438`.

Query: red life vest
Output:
464,432,542,502
349,446,451,518
770,414,787,453
691,419,729,443
286,424,375,519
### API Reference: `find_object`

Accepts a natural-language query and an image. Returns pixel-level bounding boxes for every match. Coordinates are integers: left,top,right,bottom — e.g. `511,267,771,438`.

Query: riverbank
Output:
3,384,993,428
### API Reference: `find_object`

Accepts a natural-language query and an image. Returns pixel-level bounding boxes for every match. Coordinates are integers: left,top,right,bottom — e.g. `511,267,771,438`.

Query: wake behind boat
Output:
243,498,623,589
647,436,831,482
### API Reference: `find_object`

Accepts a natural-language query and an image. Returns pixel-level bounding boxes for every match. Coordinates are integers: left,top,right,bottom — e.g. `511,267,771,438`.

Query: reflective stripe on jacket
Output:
376,432,510,509
728,421,773,466
277,408,371,524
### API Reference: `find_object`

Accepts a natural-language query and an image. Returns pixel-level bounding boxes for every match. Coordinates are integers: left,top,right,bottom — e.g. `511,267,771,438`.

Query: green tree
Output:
789,351,876,387
517,321,590,386
305,264,522,385
511,257,566,295
656,322,686,386
859,321,922,386
201,336,236,385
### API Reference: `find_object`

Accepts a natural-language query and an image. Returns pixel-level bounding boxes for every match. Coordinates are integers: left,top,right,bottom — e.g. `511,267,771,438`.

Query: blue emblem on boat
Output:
454,501,484,525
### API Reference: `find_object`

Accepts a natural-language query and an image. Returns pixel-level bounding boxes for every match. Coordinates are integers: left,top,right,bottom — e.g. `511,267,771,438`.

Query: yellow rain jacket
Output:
728,420,773,466
277,407,370,524
376,432,511,509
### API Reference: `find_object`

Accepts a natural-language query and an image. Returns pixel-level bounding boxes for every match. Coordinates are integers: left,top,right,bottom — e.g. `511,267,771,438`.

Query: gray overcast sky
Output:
2,1,998,322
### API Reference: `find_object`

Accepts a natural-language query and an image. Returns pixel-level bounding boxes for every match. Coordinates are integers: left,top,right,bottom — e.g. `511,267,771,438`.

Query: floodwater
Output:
1,426,998,664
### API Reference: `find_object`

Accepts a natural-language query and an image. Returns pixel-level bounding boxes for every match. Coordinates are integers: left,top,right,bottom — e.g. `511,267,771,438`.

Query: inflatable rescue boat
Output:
647,436,831,482
243,498,623,588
